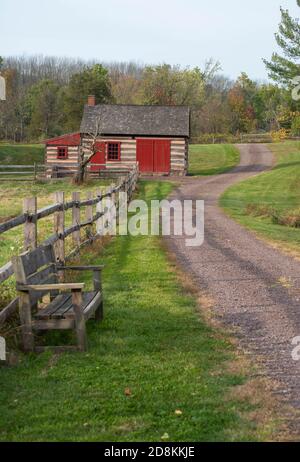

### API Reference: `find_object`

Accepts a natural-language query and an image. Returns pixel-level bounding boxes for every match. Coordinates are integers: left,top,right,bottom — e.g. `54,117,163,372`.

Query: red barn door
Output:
136,139,170,174
154,140,170,174
136,139,154,173
90,142,106,171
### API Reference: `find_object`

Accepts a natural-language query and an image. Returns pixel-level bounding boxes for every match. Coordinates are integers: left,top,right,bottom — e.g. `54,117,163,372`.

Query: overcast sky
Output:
1,0,299,81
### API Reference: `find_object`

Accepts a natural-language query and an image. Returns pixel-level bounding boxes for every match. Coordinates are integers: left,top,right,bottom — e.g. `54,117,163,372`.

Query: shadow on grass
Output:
272,160,300,170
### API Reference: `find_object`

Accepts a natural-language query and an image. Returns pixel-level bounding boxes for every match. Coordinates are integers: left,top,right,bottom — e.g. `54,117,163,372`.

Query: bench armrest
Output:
17,283,85,292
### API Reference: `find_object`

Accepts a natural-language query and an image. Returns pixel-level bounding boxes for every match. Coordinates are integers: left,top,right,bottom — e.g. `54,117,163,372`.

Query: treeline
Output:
0,55,299,143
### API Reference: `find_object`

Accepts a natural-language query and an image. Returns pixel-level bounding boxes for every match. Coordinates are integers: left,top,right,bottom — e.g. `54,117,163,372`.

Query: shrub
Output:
291,116,300,136
270,128,288,142
273,209,300,228
245,203,275,218
190,133,240,144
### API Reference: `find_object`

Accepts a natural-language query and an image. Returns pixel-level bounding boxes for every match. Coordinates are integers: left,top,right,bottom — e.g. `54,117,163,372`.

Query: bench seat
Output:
35,291,102,321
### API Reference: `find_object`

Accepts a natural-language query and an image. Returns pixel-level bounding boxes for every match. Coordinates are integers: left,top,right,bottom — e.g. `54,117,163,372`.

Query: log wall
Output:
45,145,79,173
46,136,189,176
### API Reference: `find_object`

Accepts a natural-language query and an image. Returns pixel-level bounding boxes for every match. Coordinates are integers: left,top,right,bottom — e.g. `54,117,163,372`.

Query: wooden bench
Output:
12,244,104,353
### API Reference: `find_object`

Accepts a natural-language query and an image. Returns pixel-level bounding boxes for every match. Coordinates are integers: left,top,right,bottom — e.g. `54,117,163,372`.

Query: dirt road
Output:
165,144,300,427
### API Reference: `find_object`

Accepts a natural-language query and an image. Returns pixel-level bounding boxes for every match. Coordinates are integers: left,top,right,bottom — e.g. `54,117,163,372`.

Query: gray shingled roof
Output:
80,104,190,137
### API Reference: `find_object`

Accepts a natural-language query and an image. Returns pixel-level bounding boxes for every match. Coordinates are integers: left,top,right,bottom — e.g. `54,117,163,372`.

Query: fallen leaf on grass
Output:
124,387,132,396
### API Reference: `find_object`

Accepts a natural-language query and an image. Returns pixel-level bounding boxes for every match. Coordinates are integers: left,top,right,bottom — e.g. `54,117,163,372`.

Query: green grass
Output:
188,144,240,176
0,178,110,219
0,143,44,165
220,141,300,255
0,181,277,442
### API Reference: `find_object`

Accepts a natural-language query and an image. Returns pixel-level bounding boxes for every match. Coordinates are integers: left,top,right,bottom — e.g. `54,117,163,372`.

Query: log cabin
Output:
45,96,190,176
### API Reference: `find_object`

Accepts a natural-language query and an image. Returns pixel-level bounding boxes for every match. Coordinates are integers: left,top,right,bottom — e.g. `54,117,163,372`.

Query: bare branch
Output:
74,116,103,184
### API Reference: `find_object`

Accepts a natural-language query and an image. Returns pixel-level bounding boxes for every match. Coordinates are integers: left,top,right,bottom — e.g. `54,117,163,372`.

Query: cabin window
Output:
57,147,68,159
107,142,120,161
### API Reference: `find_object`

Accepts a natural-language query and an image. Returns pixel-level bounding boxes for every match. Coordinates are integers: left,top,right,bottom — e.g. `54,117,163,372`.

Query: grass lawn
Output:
0,143,44,165
188,144,240,176
0,181,279,442
220,141,300,257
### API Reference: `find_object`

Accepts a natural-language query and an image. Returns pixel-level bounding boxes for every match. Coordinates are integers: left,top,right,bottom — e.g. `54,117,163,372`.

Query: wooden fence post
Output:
72,192,81,249
96,189,103,236
127,173,132,201
106,186,113,234
110,186,117,235
86,191,93,240
123,175,128,203
23,197,37,251
54,191,65,266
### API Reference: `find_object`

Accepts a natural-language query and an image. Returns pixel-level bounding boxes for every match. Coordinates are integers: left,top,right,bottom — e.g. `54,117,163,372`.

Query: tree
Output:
0,68,20,140
25,79,61,139
227,80,256,134
141,64,205,106
74,117,103,184
63,64,113,132
263,1,300,84
192,94,231,138
111,75,142,104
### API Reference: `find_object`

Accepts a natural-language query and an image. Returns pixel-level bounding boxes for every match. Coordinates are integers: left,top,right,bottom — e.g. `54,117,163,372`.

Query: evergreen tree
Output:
264,1,300,84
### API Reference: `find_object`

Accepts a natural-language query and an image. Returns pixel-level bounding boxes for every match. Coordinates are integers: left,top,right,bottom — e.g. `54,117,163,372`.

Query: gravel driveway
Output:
164,144,300,428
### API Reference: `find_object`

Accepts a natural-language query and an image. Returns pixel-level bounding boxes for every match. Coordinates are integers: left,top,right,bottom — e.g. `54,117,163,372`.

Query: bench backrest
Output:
12,245,58,304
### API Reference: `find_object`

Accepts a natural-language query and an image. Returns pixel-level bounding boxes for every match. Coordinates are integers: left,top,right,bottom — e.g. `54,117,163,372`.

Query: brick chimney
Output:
87,95,96,106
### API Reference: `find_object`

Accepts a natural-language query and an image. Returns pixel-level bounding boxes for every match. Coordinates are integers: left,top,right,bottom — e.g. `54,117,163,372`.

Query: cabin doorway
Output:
90,142,106,171
136,139,170,174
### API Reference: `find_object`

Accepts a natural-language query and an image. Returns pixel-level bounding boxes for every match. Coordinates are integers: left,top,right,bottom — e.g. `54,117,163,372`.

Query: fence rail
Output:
0,164,139,325
0,162,138,181
0,164,46,181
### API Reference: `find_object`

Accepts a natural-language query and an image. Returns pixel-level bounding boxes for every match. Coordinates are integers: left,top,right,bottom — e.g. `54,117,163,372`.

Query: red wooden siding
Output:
90,142,106,170
136,139,170,173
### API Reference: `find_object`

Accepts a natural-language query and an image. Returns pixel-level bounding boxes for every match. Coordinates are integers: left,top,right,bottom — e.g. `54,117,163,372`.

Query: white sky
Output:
1,0,299,80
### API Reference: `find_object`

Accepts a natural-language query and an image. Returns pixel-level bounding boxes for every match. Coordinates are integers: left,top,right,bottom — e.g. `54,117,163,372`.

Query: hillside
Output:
0,144,44,165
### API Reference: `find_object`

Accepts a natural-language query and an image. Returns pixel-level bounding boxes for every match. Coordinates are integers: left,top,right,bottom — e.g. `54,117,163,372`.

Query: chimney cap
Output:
87,95,96,106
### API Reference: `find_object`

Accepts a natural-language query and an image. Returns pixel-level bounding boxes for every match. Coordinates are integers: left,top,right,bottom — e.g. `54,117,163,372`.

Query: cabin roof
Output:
44,132,81,146
80,104,190,138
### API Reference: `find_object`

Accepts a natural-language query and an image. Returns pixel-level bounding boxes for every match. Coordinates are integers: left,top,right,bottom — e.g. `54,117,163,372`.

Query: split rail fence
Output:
0,164,139,325
0,164,45,181
0,162,139,181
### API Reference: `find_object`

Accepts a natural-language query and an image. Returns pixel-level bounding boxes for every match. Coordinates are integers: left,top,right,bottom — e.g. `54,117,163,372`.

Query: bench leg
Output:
19,292,34,352
72,289,87,352
95,299,104,322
